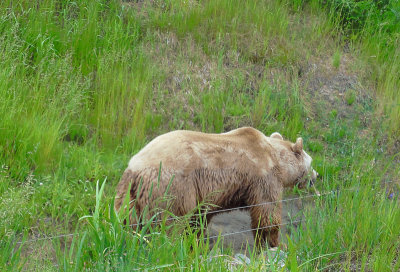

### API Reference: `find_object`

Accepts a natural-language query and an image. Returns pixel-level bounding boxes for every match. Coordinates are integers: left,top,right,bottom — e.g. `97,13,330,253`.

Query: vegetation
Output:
0,0,399,270
317,0,400,137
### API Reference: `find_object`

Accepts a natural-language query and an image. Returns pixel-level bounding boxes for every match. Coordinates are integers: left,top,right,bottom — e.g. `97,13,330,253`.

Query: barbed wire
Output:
127,188,344,227
14,219,304,246
14,187,359,246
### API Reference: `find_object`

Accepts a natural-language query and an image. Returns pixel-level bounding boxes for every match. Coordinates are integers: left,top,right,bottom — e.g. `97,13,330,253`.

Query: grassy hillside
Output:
0,0,399,270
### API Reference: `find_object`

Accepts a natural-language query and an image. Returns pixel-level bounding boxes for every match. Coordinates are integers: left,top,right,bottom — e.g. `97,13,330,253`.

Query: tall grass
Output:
57,180,236,271
0,0,153,181
292,162,400,270
0,0,399,270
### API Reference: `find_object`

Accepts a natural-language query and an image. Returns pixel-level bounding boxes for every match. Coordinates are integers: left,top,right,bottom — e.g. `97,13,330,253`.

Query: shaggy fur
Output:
114,127,317,248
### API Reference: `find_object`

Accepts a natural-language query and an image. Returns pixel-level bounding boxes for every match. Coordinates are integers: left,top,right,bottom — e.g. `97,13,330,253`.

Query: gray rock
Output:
233,253,251,265
265,247,287,268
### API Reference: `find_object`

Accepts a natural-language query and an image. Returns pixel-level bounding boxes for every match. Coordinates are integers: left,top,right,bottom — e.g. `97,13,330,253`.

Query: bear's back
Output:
127,127,273,175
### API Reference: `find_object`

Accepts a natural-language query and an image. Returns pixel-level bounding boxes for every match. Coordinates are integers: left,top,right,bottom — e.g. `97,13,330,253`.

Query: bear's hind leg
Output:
250,203,281,249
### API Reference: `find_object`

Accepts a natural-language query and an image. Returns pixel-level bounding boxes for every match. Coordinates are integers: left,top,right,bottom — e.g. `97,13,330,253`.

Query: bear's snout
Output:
297,168,318,189
309,169,318,186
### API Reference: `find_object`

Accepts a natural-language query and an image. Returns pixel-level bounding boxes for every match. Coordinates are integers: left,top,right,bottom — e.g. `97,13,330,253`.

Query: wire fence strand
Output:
127,189,341,227
13,187,357,246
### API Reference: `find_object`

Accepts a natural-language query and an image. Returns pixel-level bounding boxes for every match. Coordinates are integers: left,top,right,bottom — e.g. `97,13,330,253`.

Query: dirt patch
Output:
207,191,315,253
301,52,374,122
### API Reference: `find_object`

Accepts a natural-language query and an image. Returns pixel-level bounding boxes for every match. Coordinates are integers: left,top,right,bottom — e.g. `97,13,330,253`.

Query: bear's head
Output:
270,132,318,188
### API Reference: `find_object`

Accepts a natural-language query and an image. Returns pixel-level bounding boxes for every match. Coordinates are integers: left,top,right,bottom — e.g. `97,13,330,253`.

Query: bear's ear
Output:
293,137,303,154
270,132,283,140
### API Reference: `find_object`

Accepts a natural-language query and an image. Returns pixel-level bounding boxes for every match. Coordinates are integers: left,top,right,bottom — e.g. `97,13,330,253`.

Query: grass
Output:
332,49,341,69
0,0,399,270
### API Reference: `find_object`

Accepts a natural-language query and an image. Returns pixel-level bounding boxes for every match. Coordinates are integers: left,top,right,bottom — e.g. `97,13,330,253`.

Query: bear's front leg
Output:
250,203,282,248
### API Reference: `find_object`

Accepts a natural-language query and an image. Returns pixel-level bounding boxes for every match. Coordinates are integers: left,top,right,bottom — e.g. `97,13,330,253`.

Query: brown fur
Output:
114,127,316,248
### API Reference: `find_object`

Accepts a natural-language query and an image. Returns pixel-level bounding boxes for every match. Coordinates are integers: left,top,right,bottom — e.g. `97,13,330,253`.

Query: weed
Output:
332,49,341,69
345,89,357,105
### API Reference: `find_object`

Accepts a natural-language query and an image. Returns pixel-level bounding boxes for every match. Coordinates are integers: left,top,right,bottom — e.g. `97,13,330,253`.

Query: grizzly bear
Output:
114,127,317,248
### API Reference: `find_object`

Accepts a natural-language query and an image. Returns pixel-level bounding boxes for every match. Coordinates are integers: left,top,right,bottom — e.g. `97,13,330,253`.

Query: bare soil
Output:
207,191,315,253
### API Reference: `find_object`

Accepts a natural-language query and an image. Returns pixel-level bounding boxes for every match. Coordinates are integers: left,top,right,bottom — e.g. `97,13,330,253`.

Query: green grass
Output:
0,0,399,271
332,49,341,69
